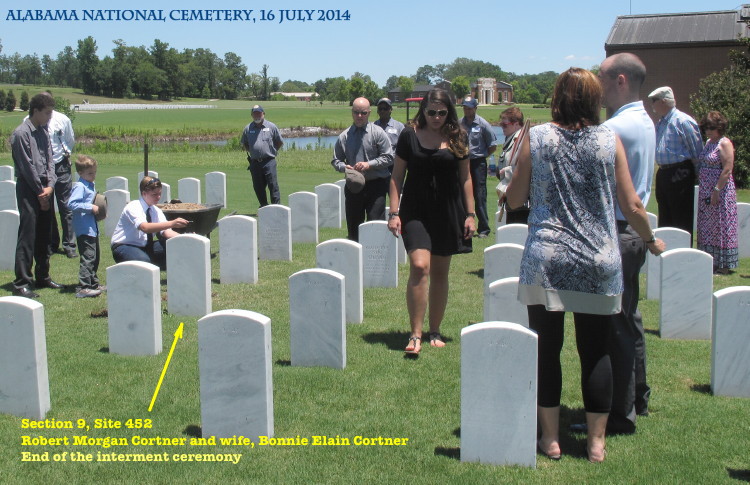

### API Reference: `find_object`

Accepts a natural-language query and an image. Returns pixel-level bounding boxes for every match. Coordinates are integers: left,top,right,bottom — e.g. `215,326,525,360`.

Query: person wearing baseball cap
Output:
374,98,405,163
240,104,284,208
648,86,703,244
460,96,498,238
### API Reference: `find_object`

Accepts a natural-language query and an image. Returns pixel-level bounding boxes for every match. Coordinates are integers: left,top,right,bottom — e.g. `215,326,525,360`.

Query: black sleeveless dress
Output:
396,127,472,256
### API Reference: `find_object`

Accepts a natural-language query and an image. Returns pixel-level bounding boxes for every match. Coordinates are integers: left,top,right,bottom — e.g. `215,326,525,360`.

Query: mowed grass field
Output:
0,99,749,484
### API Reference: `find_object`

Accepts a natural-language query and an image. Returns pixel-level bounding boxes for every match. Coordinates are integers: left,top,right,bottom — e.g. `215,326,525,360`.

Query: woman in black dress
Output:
387,89,475,355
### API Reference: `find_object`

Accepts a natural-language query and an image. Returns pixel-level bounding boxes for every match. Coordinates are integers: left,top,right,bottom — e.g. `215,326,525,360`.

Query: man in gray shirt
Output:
460,97,497,237
374,97,405,158
331,97,393,241
241,105,284,208
10,92,62,298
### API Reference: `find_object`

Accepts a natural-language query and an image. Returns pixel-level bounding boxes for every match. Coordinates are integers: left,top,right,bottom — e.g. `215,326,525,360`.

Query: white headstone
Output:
258,205,292,261
137,171,159,185
0,165,14,181
315,183,341,228
659,248,713,340
0,180,17,211
289,191,319,244
334,179,346,222
495,223,528,246
397,235,407,264
159,182,171,204
219,215,258,284
205,171,226,208
0,210,19,271
316,239,363,324
198,309,273,441
711,286,750,397
360,221,398,288
106,176,129,193
167,234,212,317
737,203,750,259
484,243,524,290
104,189,130,237
484,277,528,327
107,261,162,356
289,269,346,369
646,227,691,300
0,296,50,419
178,177,201,204
461,321,537,467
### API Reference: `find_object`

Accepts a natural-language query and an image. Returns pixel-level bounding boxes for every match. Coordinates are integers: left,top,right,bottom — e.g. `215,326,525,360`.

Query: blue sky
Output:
0,1,743,85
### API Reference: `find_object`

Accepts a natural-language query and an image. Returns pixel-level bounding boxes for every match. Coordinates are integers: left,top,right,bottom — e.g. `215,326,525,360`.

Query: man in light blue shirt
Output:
593,52,656,434
460,97,497,237
649,86,703,243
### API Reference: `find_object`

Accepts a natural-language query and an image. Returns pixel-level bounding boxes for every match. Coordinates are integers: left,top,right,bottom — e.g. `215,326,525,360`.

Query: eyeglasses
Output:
377,106,391,111
703,126,717,131
353,110,370,116
143,177,161,188
425,109,448,117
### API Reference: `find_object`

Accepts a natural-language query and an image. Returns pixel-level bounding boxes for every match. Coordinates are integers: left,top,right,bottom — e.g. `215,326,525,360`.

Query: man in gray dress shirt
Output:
241,105,284,208
331,97,393,241
10,92,63,298
460,97,498,237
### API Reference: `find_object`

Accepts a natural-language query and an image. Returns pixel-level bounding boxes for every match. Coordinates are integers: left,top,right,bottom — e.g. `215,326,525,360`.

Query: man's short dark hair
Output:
605,53,646,90
29,92,55,117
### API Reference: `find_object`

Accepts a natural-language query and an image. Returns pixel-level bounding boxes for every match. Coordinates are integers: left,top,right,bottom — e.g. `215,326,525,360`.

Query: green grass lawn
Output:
1,150,749,484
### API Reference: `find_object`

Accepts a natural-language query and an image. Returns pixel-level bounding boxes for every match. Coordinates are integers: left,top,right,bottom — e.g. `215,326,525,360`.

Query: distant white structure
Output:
72,104,216,111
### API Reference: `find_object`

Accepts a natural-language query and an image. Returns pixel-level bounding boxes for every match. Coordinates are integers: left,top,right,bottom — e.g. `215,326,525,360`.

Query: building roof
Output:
606,7,749,48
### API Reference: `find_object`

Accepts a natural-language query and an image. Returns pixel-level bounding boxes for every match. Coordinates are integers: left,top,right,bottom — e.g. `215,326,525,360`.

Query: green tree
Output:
19,90,29,111
53,95,75,122
451,76,470,99
76,36,99,95
398,76,414,98
349,77,365,100
0,89,5,110
260,64,270,101
690,37,750,187
5,90,16,111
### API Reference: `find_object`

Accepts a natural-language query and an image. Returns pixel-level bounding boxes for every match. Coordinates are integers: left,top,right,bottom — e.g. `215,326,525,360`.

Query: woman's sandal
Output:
428,332,446,348
405,336,421,355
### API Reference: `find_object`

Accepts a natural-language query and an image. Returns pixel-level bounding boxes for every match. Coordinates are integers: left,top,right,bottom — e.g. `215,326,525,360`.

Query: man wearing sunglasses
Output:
331,97,394,241
374,98,405,163
460,97,498,238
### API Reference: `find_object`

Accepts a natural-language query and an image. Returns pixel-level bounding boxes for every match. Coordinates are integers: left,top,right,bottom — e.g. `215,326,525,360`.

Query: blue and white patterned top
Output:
518,123,623,314
654,107,703,166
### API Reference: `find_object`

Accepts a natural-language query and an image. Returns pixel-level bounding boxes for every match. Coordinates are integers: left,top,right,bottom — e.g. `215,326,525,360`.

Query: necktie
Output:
145,207,154,254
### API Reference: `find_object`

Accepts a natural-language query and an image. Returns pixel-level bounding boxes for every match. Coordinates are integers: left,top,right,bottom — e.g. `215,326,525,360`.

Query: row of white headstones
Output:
1,167,749,468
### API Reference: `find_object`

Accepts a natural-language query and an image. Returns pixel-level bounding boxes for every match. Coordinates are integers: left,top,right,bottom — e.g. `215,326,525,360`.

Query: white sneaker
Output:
76,288,102,298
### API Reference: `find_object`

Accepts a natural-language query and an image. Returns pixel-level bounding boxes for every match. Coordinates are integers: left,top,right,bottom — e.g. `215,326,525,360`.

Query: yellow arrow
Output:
148,322,184,412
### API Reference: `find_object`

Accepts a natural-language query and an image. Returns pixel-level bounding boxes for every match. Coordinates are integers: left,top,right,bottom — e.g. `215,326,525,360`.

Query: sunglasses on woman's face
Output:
425,109,448,117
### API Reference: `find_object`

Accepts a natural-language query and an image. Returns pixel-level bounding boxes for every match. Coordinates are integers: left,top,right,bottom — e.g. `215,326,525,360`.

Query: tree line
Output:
0,37,558,104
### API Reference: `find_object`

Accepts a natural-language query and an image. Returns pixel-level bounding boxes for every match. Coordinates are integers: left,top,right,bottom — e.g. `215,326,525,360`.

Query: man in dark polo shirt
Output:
241,105,284,208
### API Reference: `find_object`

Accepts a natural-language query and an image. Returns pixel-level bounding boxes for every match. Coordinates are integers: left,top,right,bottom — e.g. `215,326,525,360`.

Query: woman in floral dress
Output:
696,111,738,274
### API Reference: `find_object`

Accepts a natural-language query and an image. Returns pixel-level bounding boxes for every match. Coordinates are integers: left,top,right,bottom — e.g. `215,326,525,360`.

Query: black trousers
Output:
77,234,100,289
249,158,280,207
528,305,612,413
608,223,649,431
656,159,695,244
14,181,53,290
344,177,388,242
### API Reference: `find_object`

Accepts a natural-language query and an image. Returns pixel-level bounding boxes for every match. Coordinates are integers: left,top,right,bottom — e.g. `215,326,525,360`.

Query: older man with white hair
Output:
649,86,703,243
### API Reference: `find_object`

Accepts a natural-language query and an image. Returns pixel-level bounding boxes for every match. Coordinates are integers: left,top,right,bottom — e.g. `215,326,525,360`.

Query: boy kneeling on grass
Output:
68,155,104,298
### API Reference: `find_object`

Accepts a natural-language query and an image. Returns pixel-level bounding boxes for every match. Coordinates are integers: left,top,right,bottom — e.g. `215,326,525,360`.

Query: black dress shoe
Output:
66,250,79,259
13,287,40,298
36,279,65,289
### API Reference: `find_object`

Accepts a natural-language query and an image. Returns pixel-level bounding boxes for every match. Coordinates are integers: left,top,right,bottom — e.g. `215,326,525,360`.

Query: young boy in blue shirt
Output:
68,155,103,298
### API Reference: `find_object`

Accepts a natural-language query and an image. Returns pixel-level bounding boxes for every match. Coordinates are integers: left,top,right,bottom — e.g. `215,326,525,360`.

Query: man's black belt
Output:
658,159,692,169
250,157,274,163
